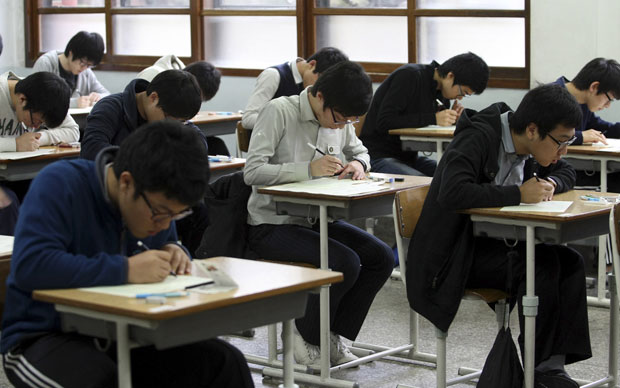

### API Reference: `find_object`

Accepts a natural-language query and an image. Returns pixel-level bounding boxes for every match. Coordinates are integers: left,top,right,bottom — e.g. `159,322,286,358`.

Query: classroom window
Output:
25,0,530,88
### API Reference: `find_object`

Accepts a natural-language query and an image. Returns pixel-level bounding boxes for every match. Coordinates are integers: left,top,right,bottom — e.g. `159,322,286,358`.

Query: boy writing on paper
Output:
359,52,489,177
407,84,587,388
33,31,109,108
1,121,254,388
244,61,393,366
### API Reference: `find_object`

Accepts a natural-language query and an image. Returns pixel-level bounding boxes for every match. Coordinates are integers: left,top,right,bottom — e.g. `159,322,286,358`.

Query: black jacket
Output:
405,102,576,332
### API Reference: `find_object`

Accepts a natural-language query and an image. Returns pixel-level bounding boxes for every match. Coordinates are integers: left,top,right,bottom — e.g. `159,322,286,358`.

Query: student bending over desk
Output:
0,121,254,388
407,84,587,388
244,61,393,367
359,52,489,177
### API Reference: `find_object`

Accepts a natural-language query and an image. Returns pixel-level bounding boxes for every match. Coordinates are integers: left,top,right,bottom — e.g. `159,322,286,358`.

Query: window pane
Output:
315,0,406,8
113,15,191,56
205,0,295,9
40,14,106,52
203,16,296,68
417,0,524,10
316,15,407,63
417,17,525,67
111,0,189,8
39,0,104,7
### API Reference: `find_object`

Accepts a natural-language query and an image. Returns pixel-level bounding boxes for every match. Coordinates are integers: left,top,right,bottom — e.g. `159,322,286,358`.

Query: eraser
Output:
146,296,166,305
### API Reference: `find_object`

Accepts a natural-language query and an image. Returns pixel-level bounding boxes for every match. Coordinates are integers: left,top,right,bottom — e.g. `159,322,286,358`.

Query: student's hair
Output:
147,69,202,120
183,61,221,101
571,57,620,98
307,47,349,74
14,72,71,128
436,52,489,95
510,84,582,139
113,120,210,205
64,31,105,65
310,61,372,117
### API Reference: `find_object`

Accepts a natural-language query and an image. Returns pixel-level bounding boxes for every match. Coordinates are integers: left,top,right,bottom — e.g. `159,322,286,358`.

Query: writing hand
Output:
162,244,192,275
435,109,458,126
582,129,608,145
128,249,172,283
310,155,344,177
15,132,41,151
519,177,555,203
336,160,366,180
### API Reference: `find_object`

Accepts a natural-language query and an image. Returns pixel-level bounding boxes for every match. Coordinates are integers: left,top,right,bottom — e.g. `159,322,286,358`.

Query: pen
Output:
533,172,551,183
136,291,189,299
307,142,326,156
436,99,446,111
137,241,177,277
185,280,215,289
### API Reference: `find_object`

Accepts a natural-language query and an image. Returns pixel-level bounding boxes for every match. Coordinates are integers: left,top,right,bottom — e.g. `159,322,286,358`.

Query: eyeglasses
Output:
140,192,193,223
456,85,471,98
28,110,43,129
605,92,616,105
330,108,360,125
78,59,95,69
547,133,577,150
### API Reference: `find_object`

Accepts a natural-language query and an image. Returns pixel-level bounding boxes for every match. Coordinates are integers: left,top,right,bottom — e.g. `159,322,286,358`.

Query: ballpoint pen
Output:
307,142,326,156
137,241,177,277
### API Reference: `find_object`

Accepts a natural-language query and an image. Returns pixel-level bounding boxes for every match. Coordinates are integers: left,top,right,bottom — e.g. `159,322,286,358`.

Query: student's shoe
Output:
292,331,321,367
534,370,579,388
329,332,358,366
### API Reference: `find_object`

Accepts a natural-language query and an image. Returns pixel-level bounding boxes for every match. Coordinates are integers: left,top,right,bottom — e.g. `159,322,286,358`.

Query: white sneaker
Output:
292,330,321,366
329,332,358,366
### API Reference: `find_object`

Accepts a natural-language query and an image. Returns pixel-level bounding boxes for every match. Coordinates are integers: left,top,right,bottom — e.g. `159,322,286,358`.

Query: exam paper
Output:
590,138,620,150
79,275,213,298
414,125,456,131
264,177,390,196
500,200,573,213
0,235,14,256
0,149,54,160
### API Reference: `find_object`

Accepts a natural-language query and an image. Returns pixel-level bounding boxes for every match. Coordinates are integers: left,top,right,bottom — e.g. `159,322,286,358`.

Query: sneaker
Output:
534,370,579,388
292,330,321,366
329,332,358,366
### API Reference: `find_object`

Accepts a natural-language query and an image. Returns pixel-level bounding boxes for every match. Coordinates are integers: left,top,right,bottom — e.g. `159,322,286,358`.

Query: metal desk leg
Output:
117,322,132,388
608,273,618,387
280,319,299,388
523,225,538,388
436,141,443,161
599,159,609,303
319,204,331,381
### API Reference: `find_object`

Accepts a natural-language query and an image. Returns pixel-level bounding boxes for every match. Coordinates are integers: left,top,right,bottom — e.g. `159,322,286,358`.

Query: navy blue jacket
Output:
360,62,448,162
0,154,181,352
554,76,620,145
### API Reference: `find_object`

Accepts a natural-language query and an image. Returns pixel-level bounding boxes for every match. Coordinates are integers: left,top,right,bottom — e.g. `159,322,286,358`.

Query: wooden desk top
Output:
463,190,614,223
210,158,245,171
191,111,242,125
33,257,342,321
567,143,620,157
389,127,456,138
0,146,80,165
258,174,431,201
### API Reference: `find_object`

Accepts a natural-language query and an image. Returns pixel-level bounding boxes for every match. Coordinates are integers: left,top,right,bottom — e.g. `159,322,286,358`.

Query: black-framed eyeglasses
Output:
547,133,577,150
330,108,360,125
456,85,471,98
605,92,615,105
140,192,193,223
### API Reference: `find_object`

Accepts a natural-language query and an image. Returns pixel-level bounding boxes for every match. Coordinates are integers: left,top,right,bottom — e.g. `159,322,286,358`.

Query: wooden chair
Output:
353,114,366,137
235,121,252,156
391,186,508,388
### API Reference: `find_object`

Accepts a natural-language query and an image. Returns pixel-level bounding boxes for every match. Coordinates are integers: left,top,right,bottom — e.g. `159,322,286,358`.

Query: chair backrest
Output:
393,185,430,286
353,114,366,137
609,203,620,297
236,121,252,153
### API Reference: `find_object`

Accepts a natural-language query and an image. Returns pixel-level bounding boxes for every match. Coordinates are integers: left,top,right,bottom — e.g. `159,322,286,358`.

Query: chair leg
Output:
409,309,419,358
435,327,447,388
495,299,507,329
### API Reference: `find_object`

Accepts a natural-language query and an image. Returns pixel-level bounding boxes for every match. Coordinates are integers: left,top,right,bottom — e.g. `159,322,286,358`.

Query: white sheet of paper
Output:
0,149,54,161
264,177,390,196
0,235,14,256
68,106,93,115
415,125,456,131
590,138,620,150
500,200,573,213
79,275,213,298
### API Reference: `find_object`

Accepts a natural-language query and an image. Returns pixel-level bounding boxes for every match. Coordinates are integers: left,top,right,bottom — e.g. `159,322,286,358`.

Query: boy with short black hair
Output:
241,47,348,129
360,52,489,177
244,60,393,366
1,120,254,388
81,69,203,160
33,31,109,108
0,71,79,152
407,84,588,388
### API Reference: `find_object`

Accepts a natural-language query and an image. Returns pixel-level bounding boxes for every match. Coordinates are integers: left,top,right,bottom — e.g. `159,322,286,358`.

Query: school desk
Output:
33,256,342,388
0,146,80,181
68,106,93,130
389,126,455,160
461,190,618,388
191,111,243,137
258,174,431,388
0,235,13,323
209,157,245,182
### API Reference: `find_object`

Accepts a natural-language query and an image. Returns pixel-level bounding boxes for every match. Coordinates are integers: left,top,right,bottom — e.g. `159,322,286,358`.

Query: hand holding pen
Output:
127,242,173,284
520,173,554,203
307,142,345,177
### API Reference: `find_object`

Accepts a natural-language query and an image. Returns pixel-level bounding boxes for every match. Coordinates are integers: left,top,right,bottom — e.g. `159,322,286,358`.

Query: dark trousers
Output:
3,332,254,388
248,221,393,345
370,156,437,177
466,238,592,366
207,136,230,156
0,186,19,236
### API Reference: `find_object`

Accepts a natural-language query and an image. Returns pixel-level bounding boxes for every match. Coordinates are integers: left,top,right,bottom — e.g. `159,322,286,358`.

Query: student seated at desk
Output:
359,52,489,177
244,61,393,366
137,55,228,155
407,84,587,388
553,57,620,191
33,31,109,109
80,69,203,160
241,47,348,130
0,121,254,388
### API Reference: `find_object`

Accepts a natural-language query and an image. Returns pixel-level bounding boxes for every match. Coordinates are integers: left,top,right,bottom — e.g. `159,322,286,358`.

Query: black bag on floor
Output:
477,250,523,388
